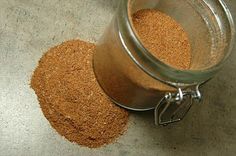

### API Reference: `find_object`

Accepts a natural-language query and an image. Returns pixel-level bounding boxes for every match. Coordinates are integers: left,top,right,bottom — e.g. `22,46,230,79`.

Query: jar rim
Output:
121,0,235,85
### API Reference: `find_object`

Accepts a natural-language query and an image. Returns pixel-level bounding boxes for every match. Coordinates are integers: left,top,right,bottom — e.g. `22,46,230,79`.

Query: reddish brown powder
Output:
31,9,191,148
31,40,129,148
132,9,191,70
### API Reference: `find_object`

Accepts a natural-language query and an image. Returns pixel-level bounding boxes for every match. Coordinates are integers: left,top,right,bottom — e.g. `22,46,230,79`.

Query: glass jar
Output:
93,0,235,125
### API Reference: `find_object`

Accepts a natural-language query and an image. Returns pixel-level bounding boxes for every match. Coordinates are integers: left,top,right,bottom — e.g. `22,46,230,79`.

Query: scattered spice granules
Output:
132,9,191,70
31,40,129,148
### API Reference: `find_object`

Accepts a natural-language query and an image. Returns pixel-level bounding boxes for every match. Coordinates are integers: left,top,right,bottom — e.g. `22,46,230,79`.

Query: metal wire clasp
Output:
155,85,202,125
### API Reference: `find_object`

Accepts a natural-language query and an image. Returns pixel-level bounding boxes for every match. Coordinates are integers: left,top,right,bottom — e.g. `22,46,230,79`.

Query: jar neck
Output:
116,0,235,87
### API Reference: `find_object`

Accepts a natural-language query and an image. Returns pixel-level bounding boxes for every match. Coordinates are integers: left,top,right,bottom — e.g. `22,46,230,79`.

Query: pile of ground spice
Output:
31,40,129,148
132,9,191,70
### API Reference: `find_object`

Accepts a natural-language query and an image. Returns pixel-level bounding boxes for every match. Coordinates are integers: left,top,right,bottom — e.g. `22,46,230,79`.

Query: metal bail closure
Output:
155,85,201,125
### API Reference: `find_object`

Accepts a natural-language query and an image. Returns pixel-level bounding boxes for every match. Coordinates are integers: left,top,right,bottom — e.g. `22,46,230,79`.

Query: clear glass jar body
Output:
93,0,235,111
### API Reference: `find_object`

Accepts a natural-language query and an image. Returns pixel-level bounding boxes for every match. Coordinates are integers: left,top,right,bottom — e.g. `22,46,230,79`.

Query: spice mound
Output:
31,40,129,148
132,9,191,70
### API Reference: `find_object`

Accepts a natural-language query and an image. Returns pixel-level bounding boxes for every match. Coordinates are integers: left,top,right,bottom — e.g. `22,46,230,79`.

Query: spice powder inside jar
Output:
132,9,191,70
119,9,192,92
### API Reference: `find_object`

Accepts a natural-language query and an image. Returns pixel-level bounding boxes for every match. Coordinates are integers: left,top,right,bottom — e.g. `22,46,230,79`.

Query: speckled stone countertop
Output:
0,0,236,155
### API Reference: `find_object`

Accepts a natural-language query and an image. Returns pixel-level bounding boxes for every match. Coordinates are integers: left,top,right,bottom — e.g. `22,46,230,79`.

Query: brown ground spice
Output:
31,40,129,148
132,9,191,70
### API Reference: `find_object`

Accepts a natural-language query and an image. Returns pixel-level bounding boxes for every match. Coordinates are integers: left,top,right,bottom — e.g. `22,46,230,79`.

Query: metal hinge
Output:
155,85,202,125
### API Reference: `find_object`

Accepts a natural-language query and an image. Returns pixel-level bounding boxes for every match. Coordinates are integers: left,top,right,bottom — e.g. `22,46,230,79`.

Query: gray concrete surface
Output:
0,0,236,156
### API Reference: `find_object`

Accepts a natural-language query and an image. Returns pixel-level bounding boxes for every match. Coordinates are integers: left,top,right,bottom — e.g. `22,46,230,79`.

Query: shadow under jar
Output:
93,0,235,125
